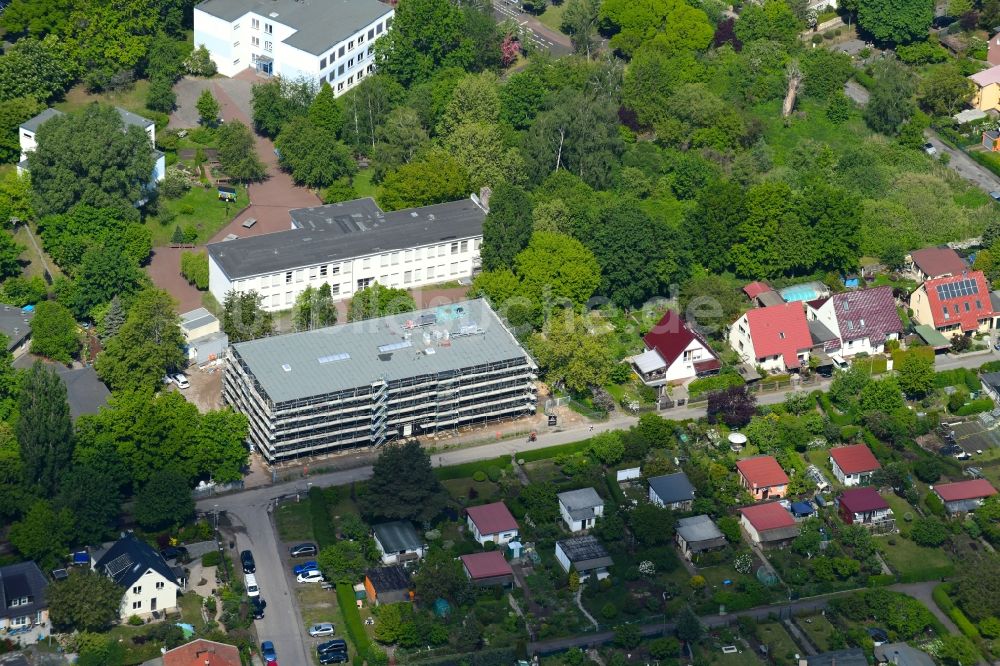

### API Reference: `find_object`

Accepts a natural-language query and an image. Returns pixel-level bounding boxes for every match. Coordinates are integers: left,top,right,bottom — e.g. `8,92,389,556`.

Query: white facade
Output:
210,236,482,312
728,314,808,373
118,569,180,619
193,3,393,96
554,542,610,582
739,514,765,546
558,500,604,533
467,516,518,546
830,459,873,487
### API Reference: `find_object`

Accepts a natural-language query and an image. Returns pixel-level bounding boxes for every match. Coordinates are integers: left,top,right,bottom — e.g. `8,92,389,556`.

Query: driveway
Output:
924,129,1000,195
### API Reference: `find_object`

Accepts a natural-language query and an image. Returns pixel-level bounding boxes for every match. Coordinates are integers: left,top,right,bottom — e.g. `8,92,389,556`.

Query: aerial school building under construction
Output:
223,298,538,463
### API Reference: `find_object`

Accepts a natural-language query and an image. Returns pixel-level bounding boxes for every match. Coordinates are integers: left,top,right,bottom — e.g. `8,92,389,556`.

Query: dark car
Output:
290,543,318,558
319,650,349,664
160,546,189,562
318,639,348,655
241,549,256,574
251,596,266,619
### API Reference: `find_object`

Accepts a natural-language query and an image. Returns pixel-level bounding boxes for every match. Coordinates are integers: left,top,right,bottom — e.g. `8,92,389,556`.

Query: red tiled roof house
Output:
632,310,721,388
905,247,967,282
909,271,995,336
728,303,813,373
805,287,903,358
466,502,519,546
839,488,895,532
829,445,881,487
736,456,789,501
934,479,998,514
460,551,514,587
163,639,241,666
739,503,800,547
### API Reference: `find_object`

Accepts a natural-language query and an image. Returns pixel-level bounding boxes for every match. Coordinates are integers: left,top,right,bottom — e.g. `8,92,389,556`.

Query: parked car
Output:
318,639,348,655
245,573,260,597
922,142,937,156
293,561,319,575
309,623,336,637
290,543,318,558
319,650,349,664
241,550,256,574
172,373,190,389
159,546,188,562
297,570,325,583
251,596,266,619
261,640,277,663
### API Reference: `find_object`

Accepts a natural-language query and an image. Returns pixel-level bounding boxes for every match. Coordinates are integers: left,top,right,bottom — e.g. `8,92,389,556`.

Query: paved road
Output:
923,129,1000,195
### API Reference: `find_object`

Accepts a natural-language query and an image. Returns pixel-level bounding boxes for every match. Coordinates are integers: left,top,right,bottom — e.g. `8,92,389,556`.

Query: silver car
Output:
309,623,336,637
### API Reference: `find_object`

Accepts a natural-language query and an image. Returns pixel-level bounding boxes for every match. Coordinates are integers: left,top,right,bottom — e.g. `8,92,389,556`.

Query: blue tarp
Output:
790,501,814,516
72,551,89,565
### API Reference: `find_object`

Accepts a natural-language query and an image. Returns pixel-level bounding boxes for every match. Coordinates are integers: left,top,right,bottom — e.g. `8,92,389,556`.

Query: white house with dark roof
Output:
557,487,604,532
805,286,903,358
0,562,49,644
207,196,487,312
372,521,425,565
647,472,695,510
92,533,183,620
194,0,393,94
555,536,613,582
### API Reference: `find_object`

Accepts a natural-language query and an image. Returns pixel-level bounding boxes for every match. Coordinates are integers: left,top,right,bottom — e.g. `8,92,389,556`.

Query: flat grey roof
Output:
807,649,867,666
231,298,533,404
372,521,422,553
557,536,612,569
0,304,32,350
208,197,485,280
196,0,393,55
117,107,153,129
676,515,724,543
20,108,63,133
180,307,219,332
558,488,603,511
648,472,695,504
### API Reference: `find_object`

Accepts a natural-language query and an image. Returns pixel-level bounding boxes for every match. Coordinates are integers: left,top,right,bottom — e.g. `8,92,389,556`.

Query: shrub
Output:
812,34,824,44
601,602,619,619
180,250,209,290
956,398,994,416
924,492,946,516
688,371,744,398
472,470,487,482
128,615,144,626
202,551,221,567
487,466,502,482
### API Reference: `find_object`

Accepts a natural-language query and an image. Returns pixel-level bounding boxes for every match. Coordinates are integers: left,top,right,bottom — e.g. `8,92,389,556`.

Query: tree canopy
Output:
361,440,448,523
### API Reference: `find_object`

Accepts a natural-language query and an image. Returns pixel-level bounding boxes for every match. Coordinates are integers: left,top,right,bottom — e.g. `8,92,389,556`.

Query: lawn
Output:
795,614,837,652
178,591,210,633
148,183,249,245
706,648,766,666
752,98,870,164
882,493,918,527
879,534,952,576
296,582,343,633
55,80,157,120
276,501,315,543
13,224,61,280
442,477,501,504
353,167,381,204
756,622,801,665
535,3,567,32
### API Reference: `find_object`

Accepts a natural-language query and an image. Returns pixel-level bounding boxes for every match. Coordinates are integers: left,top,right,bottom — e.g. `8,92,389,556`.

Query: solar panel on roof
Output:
936,279,979,301
106,553,133,578
318,353,350,364
377,340,412,353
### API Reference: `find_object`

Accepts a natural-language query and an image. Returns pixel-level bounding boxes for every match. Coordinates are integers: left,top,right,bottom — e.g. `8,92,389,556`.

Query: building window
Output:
427,266,434,279
387,17,393,28
339,45,346,57
295,270,304,283
404,249,413,263
329,72,335,82
368,45,374,55
233,59,240,65
460,240,468,252
348,57,354,67
264,41,272,52
11,616,27,627
349,40,355,49
377,22,383,34
358,277,373,289
320,57,327,69
368,28,375,39
451,262,459,275
331,265,340,275
264,23,273,34
348,75,354,84
357,70,364,80
438,245,446,257
320,265,328,277
414,268,422,281
450,242,459,254
474,238,481,250
367,64,374,73
252,36,260,46
338,64,345,75
358,52,364,62
285,271,292,284
358,34,364,44
391,252,399,265
132,586,142,594
285,291,293,305
380,254,389,267
252,18,259,29
338,82,344,91
155,581,165,590
331,284,341,295
233,41,240,47
404,270,412,284
132,601,142,610
271,274,280,287
271,294,279,307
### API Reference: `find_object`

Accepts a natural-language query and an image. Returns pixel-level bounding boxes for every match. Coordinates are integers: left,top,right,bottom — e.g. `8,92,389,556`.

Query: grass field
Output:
55,80,157,120
276,501,315,542
706,648,765,666
353,168,381,204
443,477,501,503
880,534,952,575
149,184,249,245
756,622,801,665
13,224,60,280
795,614,837,652
535,2,567,32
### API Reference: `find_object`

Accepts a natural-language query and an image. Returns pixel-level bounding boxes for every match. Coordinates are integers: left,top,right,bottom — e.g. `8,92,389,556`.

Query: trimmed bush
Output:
472,470,487,482
435,456,511,481
486,466,502,482
956,398,994,416
336,582,371,659
309,487,337,548
688,372,744,398
202,551,221,567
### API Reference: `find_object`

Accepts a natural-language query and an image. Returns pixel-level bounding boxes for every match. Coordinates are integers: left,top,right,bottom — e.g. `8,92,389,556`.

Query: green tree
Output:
599,0,714,56
917,64,975,116
29,301,78,364
936,635,980,666
134,469,194,530
515,231,601,309
318,540,371,583
180,250,209,289
57,462,123,545
856,0,933,43
29,104,155,218
275,115,356,188
190,409,249,483
678,272,745,334
96,288,187,392
0,426,29,523
375,107,430,176
17,362,74,494
481,184,533,272
910,517,949,546
347,282,416,322
499,71,546,130
184,45,217,77
562,0,602,57
412,546,469,602
614,624,641,649
0,37,74,104
437,72,501,136
294,284,339,331
0,0,74,38
865,58,916,135
896,352,934,398
222,290,273,343
528,312,614,393
380,148,471,210
590,431,625,465
217,120,266,182
250,78,314,138
360,440,448,523
630,502,676,545
859,377,905,414
48,570,124,632
308,82,344,137
441,121,524,190
0,96,45,164
373,0,475,86
8,499,74,569
341,75,405,155
196,89,220,126
685,181,744,273
734,0,802,44
676,605,704,643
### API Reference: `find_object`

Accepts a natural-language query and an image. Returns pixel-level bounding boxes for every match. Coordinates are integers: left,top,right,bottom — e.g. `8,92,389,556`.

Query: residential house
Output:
739,503,800,548
985,129,1000,152
838,488,895,533
193,0,393,95
981,371,1000,402
460,552,514,587
372,521,425,565
806,648,869,666
743,282,784,307
179,308,228,365
555,536,613,582
728,303,813,373
736,456,789,501
805,287,903,358
874,643,936,666
92,533,183,620
163,638,241,666
905,247,967,282
631,311,720,389
363,566,411,605
18,107,164,185
829,445,881,487
0,562,49,644
647,472,696,510
223,299,537,462
934,479,998,514
466,502,519,546
675,515,727,561
971,65,1000,112
0,304,33,356
208,195,487,312
557,488,604,533
909,271,995,336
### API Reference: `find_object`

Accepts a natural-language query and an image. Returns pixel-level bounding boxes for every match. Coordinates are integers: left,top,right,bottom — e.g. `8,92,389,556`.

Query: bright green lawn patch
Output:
796,614,837,652
880,535,952,576
707,650,766,666
442,477,501,503
756,622,801,665
535,3,567,32
353,168,381,203
275,501,315,543
752,99,869,164
149,184,248,245
178,591,209,633
13,225,61,280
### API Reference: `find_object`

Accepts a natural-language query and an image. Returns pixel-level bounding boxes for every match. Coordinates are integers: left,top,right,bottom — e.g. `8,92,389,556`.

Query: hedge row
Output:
933,583,981,639
935,367,981,390
434,456,512,481
868,574,896,587
408,647,518,666
337,581,372,659
688,372,744,398
308,486,337,548
518,439,593,463
605,469,626,504
897,565,955,584
956,398,995,416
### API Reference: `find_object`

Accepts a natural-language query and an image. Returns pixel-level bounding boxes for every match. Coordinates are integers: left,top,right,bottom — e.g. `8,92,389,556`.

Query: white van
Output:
245,573,260,597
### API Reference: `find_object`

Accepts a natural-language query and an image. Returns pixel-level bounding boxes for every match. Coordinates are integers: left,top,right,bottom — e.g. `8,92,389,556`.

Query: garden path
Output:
574,587,599,631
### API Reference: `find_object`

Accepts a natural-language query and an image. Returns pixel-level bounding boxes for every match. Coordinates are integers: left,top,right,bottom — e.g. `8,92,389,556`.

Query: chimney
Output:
479,186,492,212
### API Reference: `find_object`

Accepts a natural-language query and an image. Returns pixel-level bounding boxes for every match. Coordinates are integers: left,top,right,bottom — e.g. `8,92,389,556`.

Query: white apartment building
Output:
18,106,165,184
223,298,538,463
207,196,487,312
193,0,393,95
